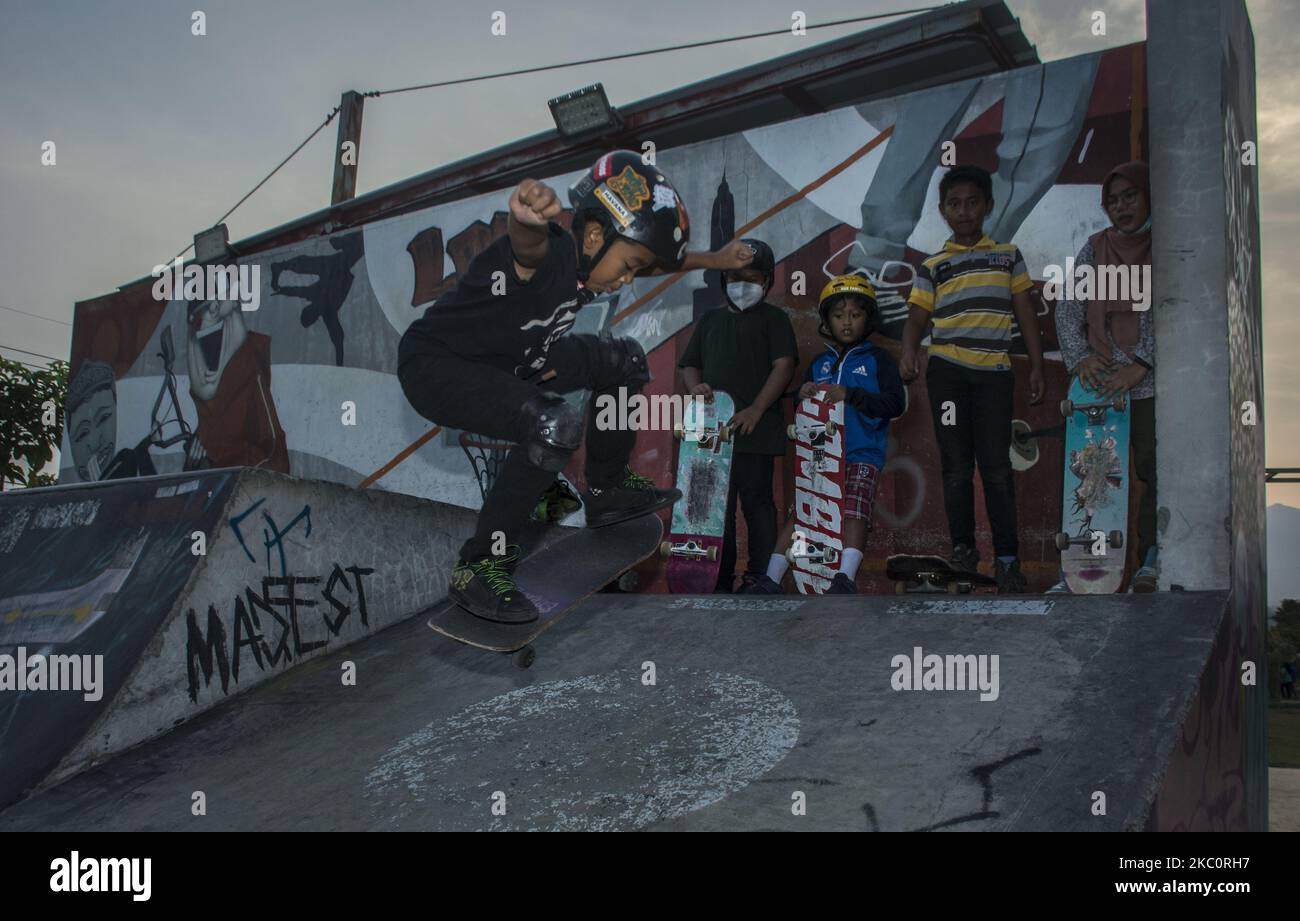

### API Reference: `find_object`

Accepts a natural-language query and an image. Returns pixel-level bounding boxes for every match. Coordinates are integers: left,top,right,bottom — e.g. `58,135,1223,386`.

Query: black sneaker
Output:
584,467,681,528
995,559,1027,595
826,573,857,594
449,547,539,624
739,573,782,594
951,544,980,573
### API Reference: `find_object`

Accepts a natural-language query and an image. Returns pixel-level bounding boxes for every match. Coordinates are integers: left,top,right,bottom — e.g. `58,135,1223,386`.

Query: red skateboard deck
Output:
785,393,846,594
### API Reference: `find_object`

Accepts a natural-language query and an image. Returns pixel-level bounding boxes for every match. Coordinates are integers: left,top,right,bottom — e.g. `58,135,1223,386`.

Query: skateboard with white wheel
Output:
786,392,846,594
1057,377,1131,593
662,390,735,593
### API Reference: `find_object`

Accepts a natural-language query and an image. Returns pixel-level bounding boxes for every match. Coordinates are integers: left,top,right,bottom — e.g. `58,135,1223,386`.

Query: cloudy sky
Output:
1,0,1296,470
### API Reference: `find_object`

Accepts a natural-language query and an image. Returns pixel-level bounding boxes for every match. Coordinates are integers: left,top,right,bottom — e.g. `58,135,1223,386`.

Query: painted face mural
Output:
187,299,248,402
66,368,117,481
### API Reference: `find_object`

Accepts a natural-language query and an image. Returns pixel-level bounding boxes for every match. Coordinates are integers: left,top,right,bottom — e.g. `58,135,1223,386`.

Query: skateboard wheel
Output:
514,645,536,669
895,581,907,594
957,582,973,594
673,425,684,441
1112,395,1126,412
825,420,837,437
719,424,732,443
1108,529,1124,549
659,540,672,558
706,546,718,562
1059,399,1074,418
786,424,797,440
825,550,840,566
1054,532,1071,552
946,581,959,594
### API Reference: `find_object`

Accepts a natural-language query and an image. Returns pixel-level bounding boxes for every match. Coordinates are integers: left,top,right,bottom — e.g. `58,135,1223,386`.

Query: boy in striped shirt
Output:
899,165,1045,593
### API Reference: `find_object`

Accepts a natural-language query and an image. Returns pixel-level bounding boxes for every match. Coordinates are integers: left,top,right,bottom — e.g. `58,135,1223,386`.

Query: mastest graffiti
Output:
185,563,376,702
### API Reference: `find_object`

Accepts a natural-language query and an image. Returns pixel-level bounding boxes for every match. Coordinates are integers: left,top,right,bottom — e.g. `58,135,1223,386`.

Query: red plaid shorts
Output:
844,462,880,525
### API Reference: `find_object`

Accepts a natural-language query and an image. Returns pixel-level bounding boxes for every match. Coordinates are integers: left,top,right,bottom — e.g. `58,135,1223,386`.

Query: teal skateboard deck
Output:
661,390,734,593
1056,378,1131,593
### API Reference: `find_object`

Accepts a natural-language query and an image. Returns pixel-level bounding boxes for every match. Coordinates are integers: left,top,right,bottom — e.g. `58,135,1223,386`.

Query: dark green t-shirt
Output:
678,302,798,455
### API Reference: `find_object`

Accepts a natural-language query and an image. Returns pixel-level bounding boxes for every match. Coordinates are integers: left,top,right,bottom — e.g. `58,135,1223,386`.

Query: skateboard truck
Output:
674,422,731,450
660,539,718,562
1054,529,1124,551
784,536,840,567
1060,395,1126,425
786,420,837,442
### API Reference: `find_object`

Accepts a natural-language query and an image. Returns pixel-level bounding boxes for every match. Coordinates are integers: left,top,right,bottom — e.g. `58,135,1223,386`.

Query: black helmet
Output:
568,151,691,283
721,238,775,310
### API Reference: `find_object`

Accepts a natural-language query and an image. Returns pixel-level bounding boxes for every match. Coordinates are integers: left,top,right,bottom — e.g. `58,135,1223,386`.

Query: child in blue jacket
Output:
751,275,907,593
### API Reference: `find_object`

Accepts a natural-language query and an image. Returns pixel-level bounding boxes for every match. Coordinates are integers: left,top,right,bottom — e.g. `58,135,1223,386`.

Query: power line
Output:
180,5,939,254
0,304,71,327
370,8,943,97
0,343,63,363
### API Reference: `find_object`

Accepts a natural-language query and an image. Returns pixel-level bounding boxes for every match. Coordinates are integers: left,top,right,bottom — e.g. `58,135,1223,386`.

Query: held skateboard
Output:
886,554,999,594
1056,378,1131,593
785,393,846,594
427,513,662,667
661,390,735,593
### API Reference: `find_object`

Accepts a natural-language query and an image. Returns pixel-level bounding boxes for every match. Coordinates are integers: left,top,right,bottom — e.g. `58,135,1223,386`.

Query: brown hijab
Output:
1086,160,1151,358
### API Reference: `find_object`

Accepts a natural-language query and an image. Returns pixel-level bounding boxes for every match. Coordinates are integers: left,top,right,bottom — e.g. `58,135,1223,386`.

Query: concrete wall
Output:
1147,0,1267,829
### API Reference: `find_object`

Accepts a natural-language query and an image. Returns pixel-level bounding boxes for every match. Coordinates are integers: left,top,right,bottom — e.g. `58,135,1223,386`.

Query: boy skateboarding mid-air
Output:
398,151,754,624
755,275,906,593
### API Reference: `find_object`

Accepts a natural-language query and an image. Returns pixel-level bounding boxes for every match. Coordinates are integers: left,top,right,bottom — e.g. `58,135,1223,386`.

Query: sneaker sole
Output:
450,591,540,626
585,490,681,528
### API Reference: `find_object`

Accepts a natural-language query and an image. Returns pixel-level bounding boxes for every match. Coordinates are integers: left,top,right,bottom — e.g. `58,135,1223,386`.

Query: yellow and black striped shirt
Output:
906,235,1033,371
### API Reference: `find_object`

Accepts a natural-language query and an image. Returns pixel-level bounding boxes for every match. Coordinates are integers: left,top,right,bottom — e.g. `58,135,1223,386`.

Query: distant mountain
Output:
1268,504,1300,613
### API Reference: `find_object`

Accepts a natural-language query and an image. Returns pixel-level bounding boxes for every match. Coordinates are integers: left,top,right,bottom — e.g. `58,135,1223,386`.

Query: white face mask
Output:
726,281,764,310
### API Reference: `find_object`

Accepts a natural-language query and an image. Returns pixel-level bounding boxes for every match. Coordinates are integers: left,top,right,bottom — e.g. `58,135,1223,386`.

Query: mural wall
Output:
63,44,1147,592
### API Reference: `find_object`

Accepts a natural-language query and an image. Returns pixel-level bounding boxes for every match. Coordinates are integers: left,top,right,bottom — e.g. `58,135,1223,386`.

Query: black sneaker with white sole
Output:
826,573,857,594
995,559,1027,595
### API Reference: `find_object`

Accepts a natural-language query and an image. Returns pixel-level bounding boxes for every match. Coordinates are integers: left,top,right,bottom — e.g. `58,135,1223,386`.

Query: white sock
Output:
766,553,790,583
839,548,864,579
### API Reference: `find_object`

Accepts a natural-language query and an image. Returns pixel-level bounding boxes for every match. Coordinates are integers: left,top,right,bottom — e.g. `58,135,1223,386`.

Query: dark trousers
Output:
925,359,1019,558
1131,396,1157,563
717,452,778,590
398,334,636,559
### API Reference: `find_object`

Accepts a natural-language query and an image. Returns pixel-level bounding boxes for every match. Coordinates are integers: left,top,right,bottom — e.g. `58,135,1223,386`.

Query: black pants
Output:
926,359,1019,558
1131,396,1157,563
398,334,637,560
717,452,778,591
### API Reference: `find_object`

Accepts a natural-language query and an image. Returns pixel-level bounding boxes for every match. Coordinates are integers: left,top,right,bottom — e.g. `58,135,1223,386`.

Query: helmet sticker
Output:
593,153,615,180
652,185,677,211
677,241,688,261
607,166,650,210
673,227,682,242
594,186,634,228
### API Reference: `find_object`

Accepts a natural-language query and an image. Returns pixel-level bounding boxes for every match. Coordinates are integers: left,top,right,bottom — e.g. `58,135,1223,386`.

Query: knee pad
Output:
520,392,582,473
600,333,651,391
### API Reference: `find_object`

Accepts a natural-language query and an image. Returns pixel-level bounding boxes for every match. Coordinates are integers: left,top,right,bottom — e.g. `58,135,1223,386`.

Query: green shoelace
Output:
622,467,654,491
470,545,522,596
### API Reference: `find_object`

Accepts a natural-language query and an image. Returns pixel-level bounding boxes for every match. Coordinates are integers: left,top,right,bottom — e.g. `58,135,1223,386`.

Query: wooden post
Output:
331,91,364,205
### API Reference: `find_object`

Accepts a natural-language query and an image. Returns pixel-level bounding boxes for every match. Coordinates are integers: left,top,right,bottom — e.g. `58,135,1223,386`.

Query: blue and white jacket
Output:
805,341,906,468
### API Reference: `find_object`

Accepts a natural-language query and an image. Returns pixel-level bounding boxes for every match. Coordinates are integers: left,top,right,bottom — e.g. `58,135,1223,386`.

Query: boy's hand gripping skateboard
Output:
785,392,846,594
661,390,735,593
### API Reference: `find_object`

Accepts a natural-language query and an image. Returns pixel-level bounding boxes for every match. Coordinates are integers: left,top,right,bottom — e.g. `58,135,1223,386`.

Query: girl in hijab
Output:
1055,161,1158,593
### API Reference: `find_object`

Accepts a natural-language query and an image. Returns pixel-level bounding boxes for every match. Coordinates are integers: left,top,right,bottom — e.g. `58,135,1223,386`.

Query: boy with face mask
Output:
678,239,799,593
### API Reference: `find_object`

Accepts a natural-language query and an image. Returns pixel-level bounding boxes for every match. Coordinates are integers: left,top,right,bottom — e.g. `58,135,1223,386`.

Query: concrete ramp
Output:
0,587,1247,831
0,469,473,808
